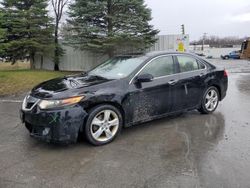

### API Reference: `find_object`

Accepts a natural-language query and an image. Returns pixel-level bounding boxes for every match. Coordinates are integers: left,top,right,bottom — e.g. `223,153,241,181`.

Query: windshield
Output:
88,56,147,79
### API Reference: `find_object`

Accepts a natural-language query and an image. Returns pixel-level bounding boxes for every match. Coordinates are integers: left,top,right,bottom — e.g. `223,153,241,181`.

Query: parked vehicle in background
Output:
221,50,241,60
195,52,205,57
241,39,250,59
20,52,228,146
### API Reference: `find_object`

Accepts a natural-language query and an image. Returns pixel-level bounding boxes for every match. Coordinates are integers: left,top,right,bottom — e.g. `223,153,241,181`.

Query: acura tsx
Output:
20,52,228,146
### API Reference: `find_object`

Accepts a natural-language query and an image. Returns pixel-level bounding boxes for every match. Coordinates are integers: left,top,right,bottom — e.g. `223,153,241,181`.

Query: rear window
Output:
177,55,206,72
177,56,199,72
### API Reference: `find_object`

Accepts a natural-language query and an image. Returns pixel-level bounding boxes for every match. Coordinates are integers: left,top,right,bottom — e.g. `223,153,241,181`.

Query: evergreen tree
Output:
0,0,54,68
0,10,7,57
65,0,159,57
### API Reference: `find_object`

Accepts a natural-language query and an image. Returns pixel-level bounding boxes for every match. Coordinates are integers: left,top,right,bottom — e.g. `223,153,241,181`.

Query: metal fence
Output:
34,35,189,71
34,46,109,71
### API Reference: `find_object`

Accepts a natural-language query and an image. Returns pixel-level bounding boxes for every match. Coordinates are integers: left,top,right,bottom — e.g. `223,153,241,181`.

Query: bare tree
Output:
51,0,69,71
190,35,247,48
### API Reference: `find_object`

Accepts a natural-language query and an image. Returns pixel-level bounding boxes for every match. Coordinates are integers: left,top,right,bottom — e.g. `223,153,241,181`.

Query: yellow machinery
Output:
241,39,250,59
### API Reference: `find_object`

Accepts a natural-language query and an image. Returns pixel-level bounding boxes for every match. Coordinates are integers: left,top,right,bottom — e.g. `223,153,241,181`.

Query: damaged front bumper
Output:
20,105,87,144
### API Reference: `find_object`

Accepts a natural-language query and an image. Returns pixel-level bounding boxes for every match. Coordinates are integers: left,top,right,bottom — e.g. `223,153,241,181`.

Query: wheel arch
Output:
209,84,221,100
82,101,126,129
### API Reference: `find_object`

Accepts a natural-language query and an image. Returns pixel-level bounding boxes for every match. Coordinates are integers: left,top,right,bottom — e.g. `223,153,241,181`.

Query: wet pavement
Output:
0,59,250,188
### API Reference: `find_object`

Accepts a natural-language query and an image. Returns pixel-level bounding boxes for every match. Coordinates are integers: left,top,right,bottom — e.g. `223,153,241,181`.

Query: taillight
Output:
224,70,228,77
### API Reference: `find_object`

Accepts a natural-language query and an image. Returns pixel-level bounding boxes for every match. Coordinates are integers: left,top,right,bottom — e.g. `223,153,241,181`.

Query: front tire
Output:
198,86,219,114
85,105,122,146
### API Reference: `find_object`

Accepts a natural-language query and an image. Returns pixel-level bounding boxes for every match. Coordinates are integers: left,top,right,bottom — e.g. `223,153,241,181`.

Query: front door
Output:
124,55,178,124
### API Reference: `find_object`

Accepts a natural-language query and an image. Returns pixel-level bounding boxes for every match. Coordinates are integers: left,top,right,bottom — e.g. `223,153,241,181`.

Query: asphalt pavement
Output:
0,59,250,188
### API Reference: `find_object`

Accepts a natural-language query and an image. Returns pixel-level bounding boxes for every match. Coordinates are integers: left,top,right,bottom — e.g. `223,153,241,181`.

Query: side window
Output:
177,56,199,73
140,56,174,78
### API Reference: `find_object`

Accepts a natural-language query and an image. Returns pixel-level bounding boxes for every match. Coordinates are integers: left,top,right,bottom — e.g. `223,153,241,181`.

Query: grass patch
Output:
0,61,30,70
0,70,75,96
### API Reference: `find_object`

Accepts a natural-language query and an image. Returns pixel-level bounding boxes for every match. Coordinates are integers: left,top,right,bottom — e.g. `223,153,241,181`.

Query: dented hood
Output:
31,74,111,99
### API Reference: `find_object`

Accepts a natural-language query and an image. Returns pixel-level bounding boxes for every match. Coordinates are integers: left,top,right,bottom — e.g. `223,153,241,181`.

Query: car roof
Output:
145,51,195,57
116,51,199,59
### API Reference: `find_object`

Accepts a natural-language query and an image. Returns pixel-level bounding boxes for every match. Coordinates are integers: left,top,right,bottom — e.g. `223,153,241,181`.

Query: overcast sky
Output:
145,0,250,41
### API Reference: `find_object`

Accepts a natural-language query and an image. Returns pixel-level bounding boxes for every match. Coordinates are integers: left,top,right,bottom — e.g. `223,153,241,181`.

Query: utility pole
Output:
202,33,207,51
181,24,185,35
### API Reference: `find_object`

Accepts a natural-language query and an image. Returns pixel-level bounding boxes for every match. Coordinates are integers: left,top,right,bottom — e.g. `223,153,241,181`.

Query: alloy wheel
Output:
90,110,119,142
205,89,218,111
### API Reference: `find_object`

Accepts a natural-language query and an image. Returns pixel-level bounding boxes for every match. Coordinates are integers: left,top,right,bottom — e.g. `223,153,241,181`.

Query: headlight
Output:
38,96,85,110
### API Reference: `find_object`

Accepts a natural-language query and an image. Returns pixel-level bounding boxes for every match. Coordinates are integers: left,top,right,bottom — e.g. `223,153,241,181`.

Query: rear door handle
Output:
168,79,178,85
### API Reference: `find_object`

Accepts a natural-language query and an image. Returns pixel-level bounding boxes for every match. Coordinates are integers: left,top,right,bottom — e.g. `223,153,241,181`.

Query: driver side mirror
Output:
135,73,154,83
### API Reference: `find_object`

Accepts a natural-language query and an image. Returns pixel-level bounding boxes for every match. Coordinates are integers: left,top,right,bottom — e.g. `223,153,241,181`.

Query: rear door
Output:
173,55,207,110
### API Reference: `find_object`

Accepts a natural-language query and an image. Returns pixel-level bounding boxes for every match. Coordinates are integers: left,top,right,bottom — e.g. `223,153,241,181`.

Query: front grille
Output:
22,95,40,111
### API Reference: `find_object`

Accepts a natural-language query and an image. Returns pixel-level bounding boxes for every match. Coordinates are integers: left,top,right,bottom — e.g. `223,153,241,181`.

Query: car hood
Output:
31,74,111,99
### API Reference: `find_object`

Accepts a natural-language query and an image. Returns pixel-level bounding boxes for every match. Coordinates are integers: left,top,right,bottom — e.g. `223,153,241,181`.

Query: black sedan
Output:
20,52,228,146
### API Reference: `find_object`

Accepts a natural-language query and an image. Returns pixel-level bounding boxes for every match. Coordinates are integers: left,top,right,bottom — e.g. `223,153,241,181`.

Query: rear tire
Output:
85,105,123,146
198,86,219,114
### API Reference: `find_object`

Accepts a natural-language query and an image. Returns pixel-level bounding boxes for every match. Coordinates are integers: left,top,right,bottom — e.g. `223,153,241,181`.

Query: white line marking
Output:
0,100,22,103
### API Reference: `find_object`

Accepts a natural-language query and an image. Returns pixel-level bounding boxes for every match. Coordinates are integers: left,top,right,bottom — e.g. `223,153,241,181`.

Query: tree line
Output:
191,36,247,48
0,0,159,71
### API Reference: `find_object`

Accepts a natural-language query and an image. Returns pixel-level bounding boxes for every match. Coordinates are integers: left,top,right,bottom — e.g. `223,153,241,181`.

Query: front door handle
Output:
168,79,178,85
